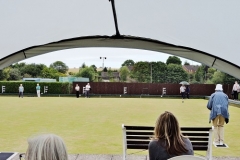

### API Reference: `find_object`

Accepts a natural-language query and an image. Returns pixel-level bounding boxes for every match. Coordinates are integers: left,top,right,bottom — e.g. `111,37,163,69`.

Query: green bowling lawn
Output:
0,97,239,157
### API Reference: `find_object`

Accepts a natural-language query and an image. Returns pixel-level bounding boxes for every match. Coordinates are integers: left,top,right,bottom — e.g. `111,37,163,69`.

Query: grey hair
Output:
25,134,68,160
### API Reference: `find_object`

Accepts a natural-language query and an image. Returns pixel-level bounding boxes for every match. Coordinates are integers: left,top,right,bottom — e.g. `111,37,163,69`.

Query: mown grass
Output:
0,97,239,157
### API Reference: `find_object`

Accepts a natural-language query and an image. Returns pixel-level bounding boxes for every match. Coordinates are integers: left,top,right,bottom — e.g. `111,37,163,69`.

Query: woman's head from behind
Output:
154,111,187,155
26,134,68,160
154,111,181,140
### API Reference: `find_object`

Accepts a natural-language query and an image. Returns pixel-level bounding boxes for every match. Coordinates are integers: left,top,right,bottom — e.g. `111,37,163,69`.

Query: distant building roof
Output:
182,65,199,73
59,77,89,82
101,72,120,79
127,66,134,71
22,78,56,82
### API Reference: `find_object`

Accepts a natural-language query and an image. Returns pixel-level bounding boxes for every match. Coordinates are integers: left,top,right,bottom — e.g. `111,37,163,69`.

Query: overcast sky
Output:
19,48,200,69
1,0,239,76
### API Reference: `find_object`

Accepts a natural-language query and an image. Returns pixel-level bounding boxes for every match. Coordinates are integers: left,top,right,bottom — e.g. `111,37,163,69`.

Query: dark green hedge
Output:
0,81,72,94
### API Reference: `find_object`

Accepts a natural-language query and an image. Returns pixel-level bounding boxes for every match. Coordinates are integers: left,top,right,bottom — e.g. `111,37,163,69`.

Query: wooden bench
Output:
122,124,213,160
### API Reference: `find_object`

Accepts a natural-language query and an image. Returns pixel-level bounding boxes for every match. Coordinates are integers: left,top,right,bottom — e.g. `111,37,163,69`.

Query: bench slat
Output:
125,126,154,130
127,144,148,150
126,131,153,136
127,141,149,145
126,136,152,140
181,127,212,132
182,133,210,137
126,131,209,137
126,136,209,142
188,137,209,141
192,146,208,151
127,140,208,146
125,126,211,132
127,144,208,151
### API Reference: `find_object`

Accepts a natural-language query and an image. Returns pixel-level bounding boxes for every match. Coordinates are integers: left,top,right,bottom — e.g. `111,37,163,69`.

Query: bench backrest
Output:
122,125,213,160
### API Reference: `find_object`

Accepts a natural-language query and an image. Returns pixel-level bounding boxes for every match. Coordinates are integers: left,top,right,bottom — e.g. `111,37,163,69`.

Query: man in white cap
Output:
207,84,229,146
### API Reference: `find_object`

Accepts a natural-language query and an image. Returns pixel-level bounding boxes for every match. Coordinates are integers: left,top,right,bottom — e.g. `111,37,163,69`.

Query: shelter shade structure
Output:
1,1,240,78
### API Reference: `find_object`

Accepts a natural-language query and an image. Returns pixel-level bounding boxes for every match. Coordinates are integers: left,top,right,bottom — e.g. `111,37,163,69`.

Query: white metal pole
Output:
102,58,104,69
100,57,107,69
122,124,127,160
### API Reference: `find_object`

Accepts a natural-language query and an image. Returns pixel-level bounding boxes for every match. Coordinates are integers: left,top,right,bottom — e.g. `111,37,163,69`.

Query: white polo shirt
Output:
180,86,186,93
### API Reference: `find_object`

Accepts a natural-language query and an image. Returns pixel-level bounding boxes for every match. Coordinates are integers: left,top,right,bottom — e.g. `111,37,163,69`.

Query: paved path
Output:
10,153,240,160
11,154,147,160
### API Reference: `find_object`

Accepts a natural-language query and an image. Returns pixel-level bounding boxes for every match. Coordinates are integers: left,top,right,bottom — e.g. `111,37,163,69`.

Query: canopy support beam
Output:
23,51,26,58
212,58,216,67
109,0,121,37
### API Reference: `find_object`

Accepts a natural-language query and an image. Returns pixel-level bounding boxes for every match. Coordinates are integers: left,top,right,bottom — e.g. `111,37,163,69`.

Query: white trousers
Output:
37,90,40,97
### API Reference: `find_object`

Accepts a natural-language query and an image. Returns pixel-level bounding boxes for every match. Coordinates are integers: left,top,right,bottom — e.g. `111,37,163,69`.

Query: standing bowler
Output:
75,84,80,98
85,83,91,98
19,84,24,98
207,84,229,146
36,84,41,97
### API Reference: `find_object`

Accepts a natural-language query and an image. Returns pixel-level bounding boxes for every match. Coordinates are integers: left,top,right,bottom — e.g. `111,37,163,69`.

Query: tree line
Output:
0,56,238,84
119,56,238,84
0,61,68,81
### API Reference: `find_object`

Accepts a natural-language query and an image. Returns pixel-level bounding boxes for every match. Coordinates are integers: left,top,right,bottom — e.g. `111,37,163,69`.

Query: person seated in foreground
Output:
22,134,68,160
148,111,193,160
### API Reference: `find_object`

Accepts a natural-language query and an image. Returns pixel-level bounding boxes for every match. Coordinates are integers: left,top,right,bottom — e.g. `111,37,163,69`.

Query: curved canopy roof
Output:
0,1,240,78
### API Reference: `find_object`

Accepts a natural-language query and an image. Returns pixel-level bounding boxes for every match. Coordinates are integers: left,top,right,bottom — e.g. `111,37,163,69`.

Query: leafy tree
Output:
23,73,32,78
211,71,224,84
205,79,214,84
188,73,195,83
10,63,46,77
81,63,86,68
190,80,201,84
97,71,102,76
119,66,130,82
90,64,97,72
166,56,182,65
206,67,216,80
107,68,113,78
0,68,9,80
40,67,63,80
68,72,75,76
36,64,46,71
20,63,46,77
103,67,108,72
11,62,26,69
8,68,21,80
195,65,205,82
0,70,4,80
223,73,238,84
184,61,190,65
131,61,167,83
121,59,135,66
165,64,188,83
76,67,95,82
50,61,69,74
151,61,167,83
131,61,150,83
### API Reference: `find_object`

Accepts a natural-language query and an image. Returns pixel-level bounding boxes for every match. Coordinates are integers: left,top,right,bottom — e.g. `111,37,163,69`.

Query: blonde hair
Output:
25,134,68,160
153,111,188,155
